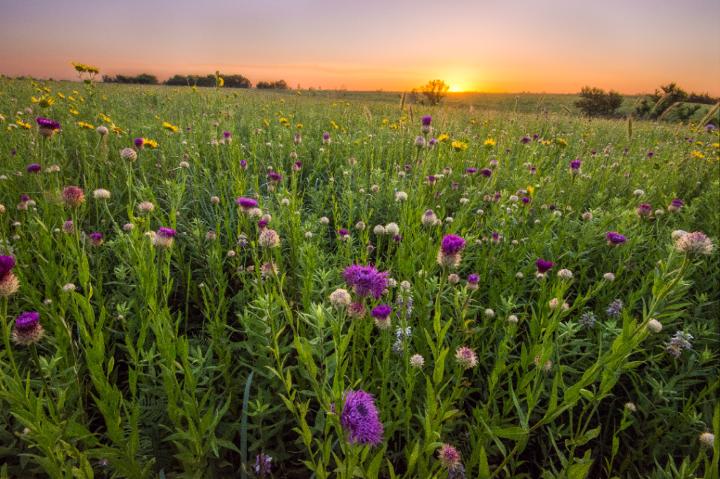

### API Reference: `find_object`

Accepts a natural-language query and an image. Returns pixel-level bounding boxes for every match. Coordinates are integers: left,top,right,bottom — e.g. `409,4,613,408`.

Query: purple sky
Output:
1,0,718,93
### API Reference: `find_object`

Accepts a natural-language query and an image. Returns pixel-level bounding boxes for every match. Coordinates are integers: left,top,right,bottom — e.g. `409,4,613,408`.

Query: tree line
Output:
101,73,289,89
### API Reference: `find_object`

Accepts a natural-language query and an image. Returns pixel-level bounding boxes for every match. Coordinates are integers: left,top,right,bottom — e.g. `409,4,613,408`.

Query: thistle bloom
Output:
674,231,714,255
340,390,384,446
437,444,463,472
13,311,44,345
329,288,352,308
343,264,388,299
236,197,258,211
421,115,432,134
26,163,41,173
88,232,104,246
569,159,582,172
267,171,282,183
371,304,392,329
535,258,554,276
134,137,144,148
455,346,478,369
606,231,626,246
120,147,138,162
636,203,652,217
62,186,85,207
254,453,272,477
36,117,61,136
668,198,684,212
258,228,281,248
467,273,479,290
438,234,466,268
322,132,331,144
154,227,176,248
0,255,20,297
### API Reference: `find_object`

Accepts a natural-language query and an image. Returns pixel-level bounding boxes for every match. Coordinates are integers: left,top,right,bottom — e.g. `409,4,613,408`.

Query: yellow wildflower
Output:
69,108,79,116
98,113,112,123
162,122,179,133
16,119,32,130
555,138,568,147
111,124,125,135
144,139,159,149
77,121,94,130
451,140,469,152
690,150,705,159
483,138,496,148
295,123,303,129
279,117,290,127
31,95,55,108
437,133,450,143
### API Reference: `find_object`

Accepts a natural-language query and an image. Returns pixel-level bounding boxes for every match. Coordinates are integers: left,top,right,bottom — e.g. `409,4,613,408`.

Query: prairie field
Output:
0,78,719,479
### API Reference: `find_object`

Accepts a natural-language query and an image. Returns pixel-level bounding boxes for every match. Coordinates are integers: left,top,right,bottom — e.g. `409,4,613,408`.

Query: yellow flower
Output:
527,185,536,195
72,62,99,74
690,150,705,159
16,119,32,130
437,133,450,143
451,140,469,152
483,138,496,148
162,122,179,133
111,124,125,135
295,123,303,129
278,117,290,127
57,92,65,99
712,142,719,149
262,119,270,128
69,108,79,116
98,113,112,123
77,121,94,130
330,120,339,130
382,118,389,125
540,139,552,146
31,95,55,108
144,139,159,149
555,138,568,147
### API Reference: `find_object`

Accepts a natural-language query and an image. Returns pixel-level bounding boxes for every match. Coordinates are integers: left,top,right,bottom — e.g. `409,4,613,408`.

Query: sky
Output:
1,0,718,94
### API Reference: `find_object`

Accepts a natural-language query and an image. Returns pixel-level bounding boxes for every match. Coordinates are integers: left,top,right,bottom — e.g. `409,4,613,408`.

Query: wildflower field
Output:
0,78,718,479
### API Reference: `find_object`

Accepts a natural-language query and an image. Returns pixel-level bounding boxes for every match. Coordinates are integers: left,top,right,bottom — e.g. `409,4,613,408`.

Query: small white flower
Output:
647,319,662,333
603,272,616,282
385,222,400,236
507,315,519,324
62,283,76,293
373,224,386,235
93,189,111,200
395,191,408,202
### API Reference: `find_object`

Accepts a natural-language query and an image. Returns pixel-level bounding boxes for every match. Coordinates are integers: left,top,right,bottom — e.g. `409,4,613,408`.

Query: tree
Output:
256,80,289,90
575,86,623,117
421,80,449,106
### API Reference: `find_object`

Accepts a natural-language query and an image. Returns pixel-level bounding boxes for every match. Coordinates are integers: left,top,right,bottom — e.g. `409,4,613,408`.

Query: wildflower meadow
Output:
0,77,718,478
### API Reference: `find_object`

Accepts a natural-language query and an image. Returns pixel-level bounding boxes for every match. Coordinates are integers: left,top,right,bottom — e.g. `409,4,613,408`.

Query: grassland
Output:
0,78,718,478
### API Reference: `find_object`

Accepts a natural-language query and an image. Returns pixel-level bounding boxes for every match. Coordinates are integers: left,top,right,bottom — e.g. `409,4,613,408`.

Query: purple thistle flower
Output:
465,167,478,174
428,138,438,147
421,115,432,126
521,196,531,204
257,218,269,229
26,163,41,173
570,159,582,170
441,235,466,255
338,228,350,237
371,304,392,320
223,130,231,139
20,194,30,203
342,264,388,299
292,160,302,171
521,135,531,144
240,159,248,170
235,197,258,209
0,256,16,280
606,231,626,245
647,151,654,158
532,133,540,140
88,232,104,246
267,171,282,183
134,137,144,148
12,311,44,345
341,390,384,446
322,131,331,143
636,203,652,217
467,274,479,285
36,117,61,130
480,168,492,177
536,258,554,274
157,227,176,238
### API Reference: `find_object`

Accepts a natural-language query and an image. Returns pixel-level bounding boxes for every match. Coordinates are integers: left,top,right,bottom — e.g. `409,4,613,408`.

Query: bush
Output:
421,79,449,106
574,86,623,117
256,80,288,90
103,74,159,85
164,73,251,88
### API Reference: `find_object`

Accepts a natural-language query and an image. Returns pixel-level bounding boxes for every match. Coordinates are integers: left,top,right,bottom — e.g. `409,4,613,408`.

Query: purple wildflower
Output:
343,264,388,299
134,137,144,148
0,256,16,281
520,135,531,144
26,163,41,173
480,168,492,177
606,231,626,245
267,171,282,183
570,159,582,171
13,311,44,345
606,299,623,318
223,130,231,139
36,117,61,130
341,390,384,446
441,235,466,255
536,258,554,274
371,304,392,320
254,453,272,477
236,197,258,210
465,167,478,174
157,227,176,238
240,159,248,169
421,115,432,126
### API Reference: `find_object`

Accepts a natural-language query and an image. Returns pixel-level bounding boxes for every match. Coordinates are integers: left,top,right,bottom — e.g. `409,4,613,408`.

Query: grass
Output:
0,78,718,478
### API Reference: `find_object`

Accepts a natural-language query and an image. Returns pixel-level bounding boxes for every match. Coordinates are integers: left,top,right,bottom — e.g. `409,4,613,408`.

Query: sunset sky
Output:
1,0,718,94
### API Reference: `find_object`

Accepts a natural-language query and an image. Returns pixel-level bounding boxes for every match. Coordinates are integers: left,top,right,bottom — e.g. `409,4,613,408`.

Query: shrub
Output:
574,86,623,117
